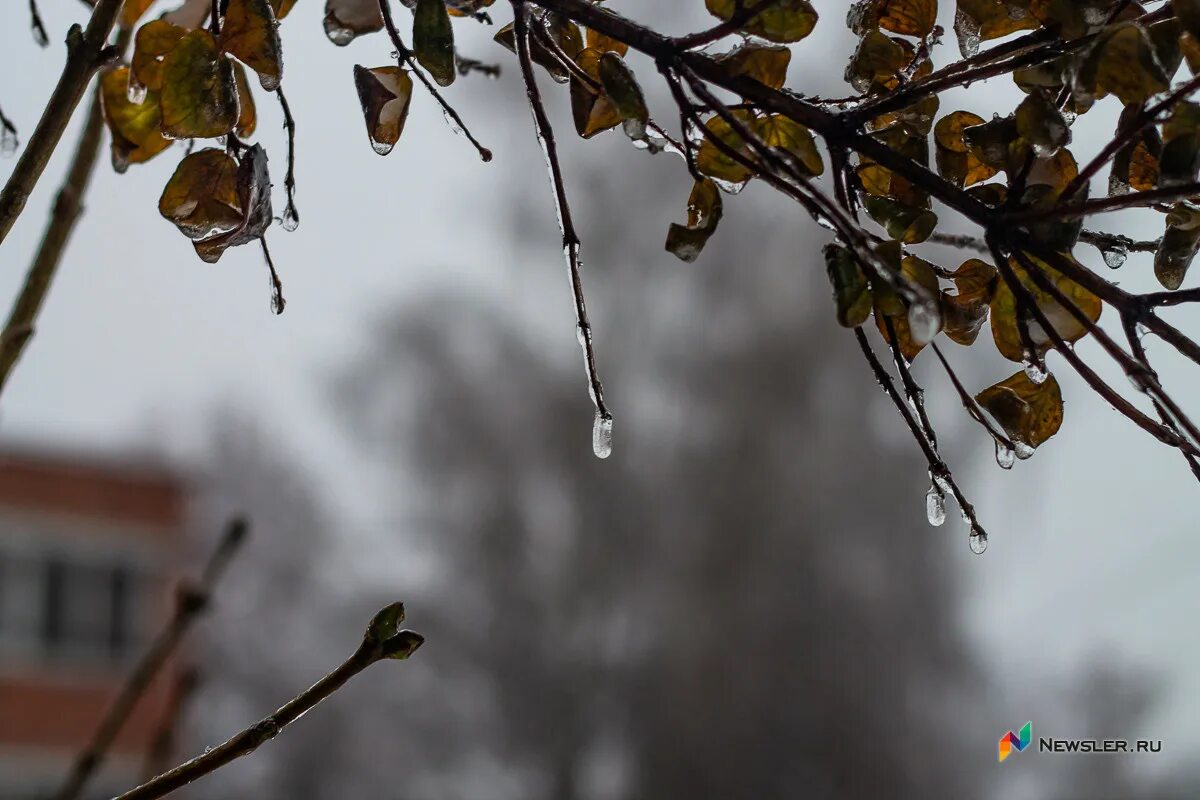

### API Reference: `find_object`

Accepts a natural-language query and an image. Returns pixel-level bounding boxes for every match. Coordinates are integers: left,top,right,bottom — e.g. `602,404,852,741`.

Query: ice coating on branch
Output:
592,412,613,460
926,483,946,527
969,526,988,555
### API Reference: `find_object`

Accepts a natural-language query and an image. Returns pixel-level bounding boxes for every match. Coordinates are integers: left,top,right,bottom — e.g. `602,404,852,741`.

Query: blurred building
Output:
0,447,186,800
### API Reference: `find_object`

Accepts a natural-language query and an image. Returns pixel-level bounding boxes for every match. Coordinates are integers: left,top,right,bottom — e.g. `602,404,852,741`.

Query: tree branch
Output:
112,603,424,800
51,517,249,800
0,0,123,249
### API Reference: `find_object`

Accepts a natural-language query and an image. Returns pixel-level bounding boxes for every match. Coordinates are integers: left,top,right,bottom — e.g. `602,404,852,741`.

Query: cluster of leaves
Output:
100,0,291,307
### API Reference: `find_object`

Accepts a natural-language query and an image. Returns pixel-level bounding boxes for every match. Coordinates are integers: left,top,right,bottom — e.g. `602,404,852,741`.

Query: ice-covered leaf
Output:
1015,90,1070,158
824,243,872,328
845,29,909,94
598,53,648,139
160,30,239,139
414,0,456,87
989,254,1101,362
666,178,723,262
874,253,941,360
934,110,997,187
848,0,938,38
570,48,623,138
1155,203,1200,290
159,148,243,241
704,0,818,43
976,371,1064,452
954,0,1039,57
1075,22,1170,106
192,144,274,263
220,0,283,91
695,111,755,191
714,42,790,90
494,14,582,83
941,258,996,345
324,0,382,46
864,195,938,243
755,114,824,176
132,19,188,95
100,66,172,172
353,65,414,156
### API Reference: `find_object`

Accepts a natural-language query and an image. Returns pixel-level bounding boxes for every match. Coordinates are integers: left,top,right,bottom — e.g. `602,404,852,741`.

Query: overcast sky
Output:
2,0,1198,781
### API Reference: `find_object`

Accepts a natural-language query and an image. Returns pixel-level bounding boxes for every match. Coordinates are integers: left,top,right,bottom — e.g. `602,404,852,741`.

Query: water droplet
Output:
994,440,1015,470
592,412,613,459
969,526,988,555
925,483,946,527
370,139,394,156
280,203,300,232
1102,246,1128,270
1013,441,1035,460
1024,360,1048,384
323,13,356,46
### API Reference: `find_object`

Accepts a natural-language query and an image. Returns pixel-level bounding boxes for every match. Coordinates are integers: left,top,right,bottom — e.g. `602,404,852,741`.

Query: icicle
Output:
926,483,946,527
968,526,988,555
592,411,613,460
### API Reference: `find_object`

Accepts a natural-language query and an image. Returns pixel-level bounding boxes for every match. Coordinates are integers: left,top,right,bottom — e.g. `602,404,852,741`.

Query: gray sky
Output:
1,0,1198,780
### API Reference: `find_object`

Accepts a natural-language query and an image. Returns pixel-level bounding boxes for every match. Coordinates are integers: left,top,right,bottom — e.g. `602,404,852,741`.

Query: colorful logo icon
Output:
999,722,1033,763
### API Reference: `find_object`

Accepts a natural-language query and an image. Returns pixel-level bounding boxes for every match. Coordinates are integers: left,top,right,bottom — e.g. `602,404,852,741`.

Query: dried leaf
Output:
666,179,723,262
324,0,383,46
704,0,818,43
1075,22,1170,106
990,254,1102,362
934,110,998,187
695,111,755,190
494,14,582,83
120,0,156,27
353,65,414,156
845,29,909,94
570,48,623,138
220,0,283,90
874,253,941,360
586,27,628,57
598,53,648,139
848,0,938,38
160,30,239,139
100,66,172,172
132,19,188,94
976,371,1064,452
192,144,274,263
954,0,1039,56
941,258,996,345
863,195,938,243
755,114,824,176
714,42,790,90
159,148,243,242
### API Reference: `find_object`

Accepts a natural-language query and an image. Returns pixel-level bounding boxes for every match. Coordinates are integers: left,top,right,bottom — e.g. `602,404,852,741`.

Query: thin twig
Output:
377,0,492,162
112,603,424,800
672,0,779,50
511,0,611,426
274,86,300,231
29,0,50,46
930,342,1015,450
50,518,250,800
0,0,124,248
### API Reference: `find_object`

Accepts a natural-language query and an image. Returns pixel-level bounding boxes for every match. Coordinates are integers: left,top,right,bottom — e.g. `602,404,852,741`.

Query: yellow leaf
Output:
989,254,1101,362
934,110,998,187
132,19,187,94
755,114,824,176
850,0,938,38
704,0,818,43
100,66,172,171
570,48,623,138
714,42,791,91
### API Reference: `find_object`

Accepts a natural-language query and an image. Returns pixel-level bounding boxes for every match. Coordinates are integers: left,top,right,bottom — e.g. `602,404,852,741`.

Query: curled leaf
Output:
324,0,383,46
941,258,996,346
666,179,723,263
353,65,414,156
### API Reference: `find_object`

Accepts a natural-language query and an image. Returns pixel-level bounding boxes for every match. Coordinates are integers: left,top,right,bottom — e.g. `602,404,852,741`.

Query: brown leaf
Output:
160,30,239,139
100,66,172,172
353,65,414,155
220,0,283,90
975,371,1064,452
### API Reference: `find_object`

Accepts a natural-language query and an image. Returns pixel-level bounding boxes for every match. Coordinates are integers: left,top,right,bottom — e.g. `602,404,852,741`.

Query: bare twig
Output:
274,86,300,231
29,0,50,46
112,603,424,800
50,518,250,800
511,0,611,430
0,0,123,248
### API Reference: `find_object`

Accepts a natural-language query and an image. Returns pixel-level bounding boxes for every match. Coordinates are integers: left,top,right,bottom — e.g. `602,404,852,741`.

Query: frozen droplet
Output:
907,299,941,346
1024,360,1048,384
281,203,300,232
370,139,394,156
994,440,1015,470
592,412,613,459
127,78,148,105
1013,441,1035,460
323,14,356,46
1102,246,1128,270
926,484,946,527
968,527,988,555
1108,174,1131,197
